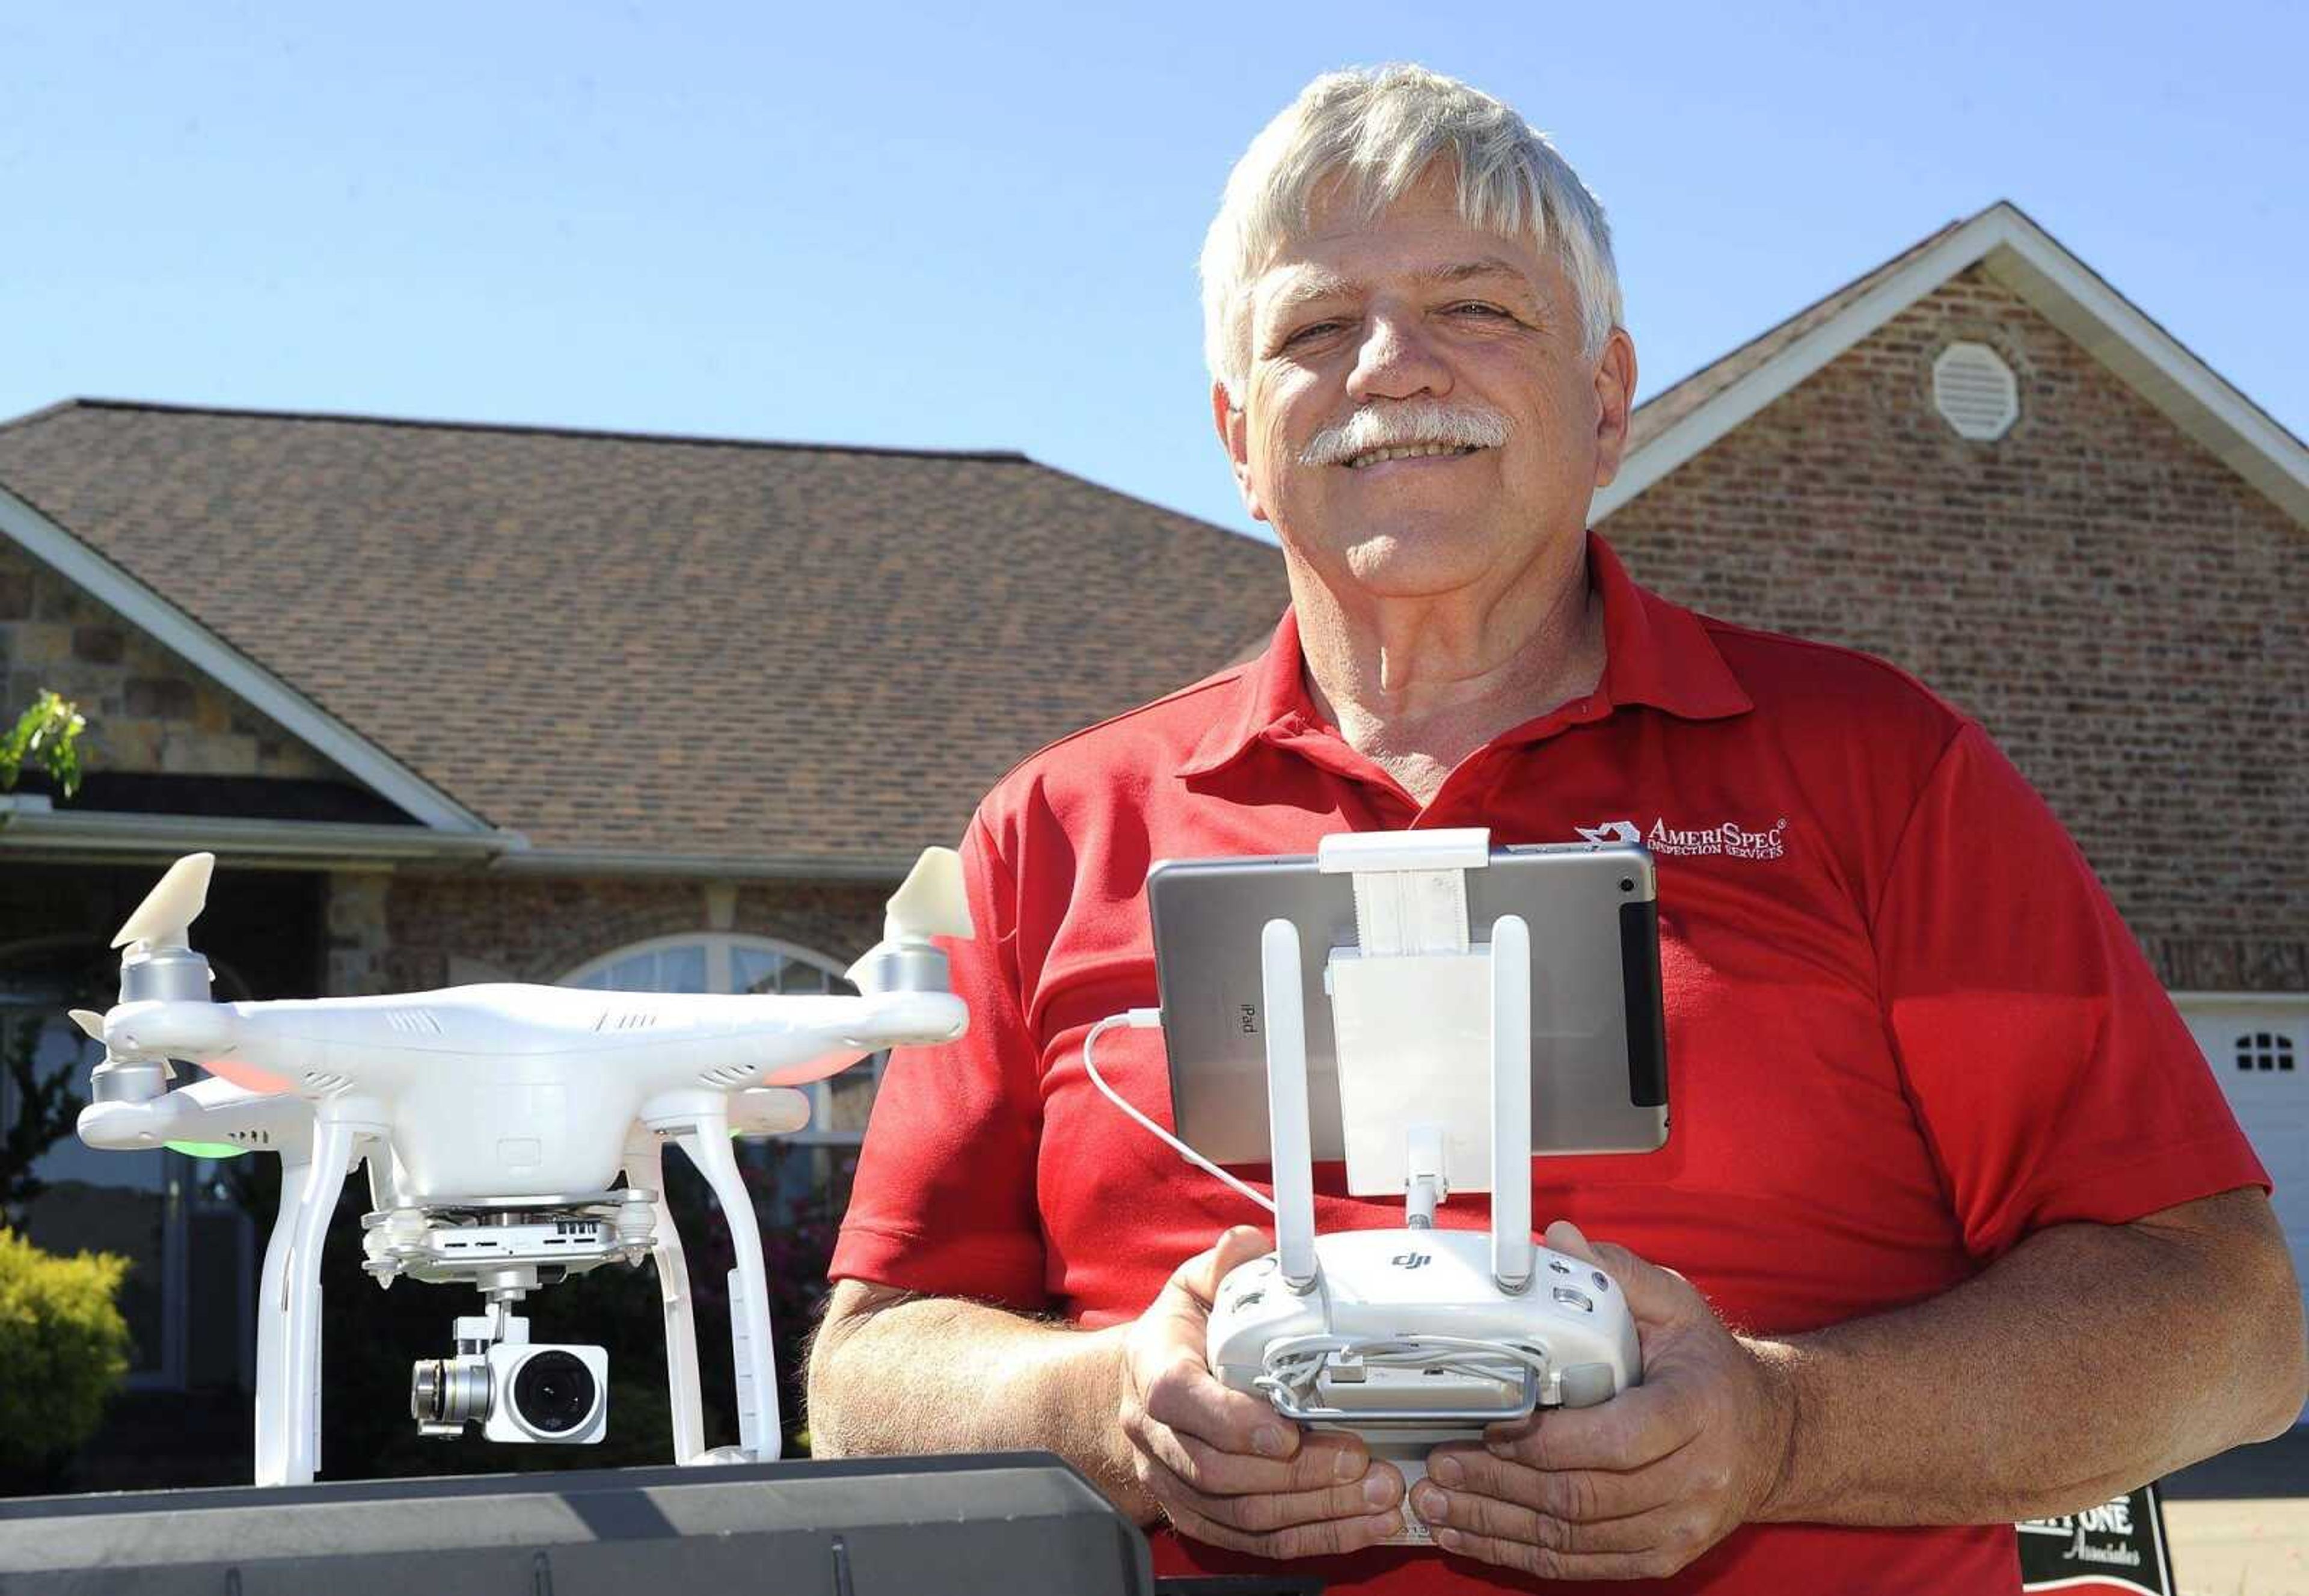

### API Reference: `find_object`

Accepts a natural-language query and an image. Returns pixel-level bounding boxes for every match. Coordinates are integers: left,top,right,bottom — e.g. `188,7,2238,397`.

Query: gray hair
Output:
1198,65,1623,399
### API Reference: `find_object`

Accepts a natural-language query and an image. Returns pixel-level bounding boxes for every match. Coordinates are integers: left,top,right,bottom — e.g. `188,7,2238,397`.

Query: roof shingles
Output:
0,402,1287,865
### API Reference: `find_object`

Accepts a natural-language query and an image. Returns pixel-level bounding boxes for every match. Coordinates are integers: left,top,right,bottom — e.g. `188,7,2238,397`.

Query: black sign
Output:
2018,1484,2173,1595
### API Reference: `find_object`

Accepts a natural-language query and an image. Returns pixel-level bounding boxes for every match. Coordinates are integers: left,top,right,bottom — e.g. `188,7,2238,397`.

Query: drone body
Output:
102,981,960,1199
73,850,972,1487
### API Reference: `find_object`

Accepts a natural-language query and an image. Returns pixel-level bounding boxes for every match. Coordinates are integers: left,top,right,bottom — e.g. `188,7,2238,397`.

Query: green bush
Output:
0,1228,131,1481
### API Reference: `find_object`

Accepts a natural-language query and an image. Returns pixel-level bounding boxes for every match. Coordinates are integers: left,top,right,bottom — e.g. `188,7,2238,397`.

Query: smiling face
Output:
1215,166,1637,603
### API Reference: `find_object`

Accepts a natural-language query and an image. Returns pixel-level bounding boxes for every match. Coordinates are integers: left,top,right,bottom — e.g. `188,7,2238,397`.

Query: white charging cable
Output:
1255,1332,1551,1412
1082,1010,1276,1216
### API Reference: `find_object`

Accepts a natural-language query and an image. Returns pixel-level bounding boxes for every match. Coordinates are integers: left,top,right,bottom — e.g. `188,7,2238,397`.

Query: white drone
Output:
72,850,972,1487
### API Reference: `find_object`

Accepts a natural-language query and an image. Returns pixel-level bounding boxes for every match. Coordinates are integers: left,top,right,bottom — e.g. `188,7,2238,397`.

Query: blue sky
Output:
5,2,2301,538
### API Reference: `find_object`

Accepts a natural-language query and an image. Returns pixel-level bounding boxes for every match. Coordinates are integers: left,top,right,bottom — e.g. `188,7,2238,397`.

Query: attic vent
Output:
1933,342,2020,441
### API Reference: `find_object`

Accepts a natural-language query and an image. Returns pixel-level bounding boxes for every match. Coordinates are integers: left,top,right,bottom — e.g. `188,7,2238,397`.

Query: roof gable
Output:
0,472,500,836
1605,202,2309,527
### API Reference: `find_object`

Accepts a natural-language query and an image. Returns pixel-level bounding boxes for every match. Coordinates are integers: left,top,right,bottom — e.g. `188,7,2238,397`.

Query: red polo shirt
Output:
832,534,2266,1594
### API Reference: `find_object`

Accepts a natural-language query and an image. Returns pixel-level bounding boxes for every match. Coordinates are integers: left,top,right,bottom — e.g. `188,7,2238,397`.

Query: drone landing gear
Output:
627,1122,781,1466
625,1137,709,1464
661,1117,781,1464
256,1120,368,1488
252,1149,313,1488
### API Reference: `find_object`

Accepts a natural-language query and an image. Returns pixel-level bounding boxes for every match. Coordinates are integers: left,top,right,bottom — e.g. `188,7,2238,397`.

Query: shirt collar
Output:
1175,530,1752,782
1586,532,1753,723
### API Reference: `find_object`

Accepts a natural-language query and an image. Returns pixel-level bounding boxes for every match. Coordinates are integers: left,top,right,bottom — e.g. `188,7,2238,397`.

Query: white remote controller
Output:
1096,833,1658,1548
1208,1228,1640,1545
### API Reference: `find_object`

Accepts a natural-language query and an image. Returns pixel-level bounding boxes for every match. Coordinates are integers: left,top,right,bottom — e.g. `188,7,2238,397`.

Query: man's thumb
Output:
1544,1219,1684,1321
1543,1217,1600,1265
1180,1224,1274,1306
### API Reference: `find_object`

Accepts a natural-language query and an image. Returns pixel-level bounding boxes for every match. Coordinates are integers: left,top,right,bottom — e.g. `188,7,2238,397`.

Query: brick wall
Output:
1604,265,2307,991
375,870,886,993
0,539,341,781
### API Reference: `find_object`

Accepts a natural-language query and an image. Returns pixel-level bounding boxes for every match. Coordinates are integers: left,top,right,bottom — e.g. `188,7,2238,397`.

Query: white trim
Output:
0,482,496,832
2168,990,2309,1010
0,804,913,877
0,797,524,862
1597,203,2309,527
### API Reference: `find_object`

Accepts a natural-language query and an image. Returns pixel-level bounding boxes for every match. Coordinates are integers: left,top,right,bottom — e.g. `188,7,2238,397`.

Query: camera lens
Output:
511,1350,597,1434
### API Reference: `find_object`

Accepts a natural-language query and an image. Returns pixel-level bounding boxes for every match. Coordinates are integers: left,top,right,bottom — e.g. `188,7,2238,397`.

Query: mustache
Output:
1299,401,1511,467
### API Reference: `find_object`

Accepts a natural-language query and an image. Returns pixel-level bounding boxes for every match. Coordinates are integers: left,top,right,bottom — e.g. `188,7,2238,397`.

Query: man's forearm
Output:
1753,1189,2307,1525
808,1284,1153,1518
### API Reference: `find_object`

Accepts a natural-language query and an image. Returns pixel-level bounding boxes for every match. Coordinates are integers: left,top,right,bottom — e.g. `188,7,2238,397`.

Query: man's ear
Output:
1589,328,1639,490
1211,381,1269,524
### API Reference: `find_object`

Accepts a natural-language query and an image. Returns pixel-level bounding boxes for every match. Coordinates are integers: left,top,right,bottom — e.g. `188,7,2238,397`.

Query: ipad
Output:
1148,841,1668,1167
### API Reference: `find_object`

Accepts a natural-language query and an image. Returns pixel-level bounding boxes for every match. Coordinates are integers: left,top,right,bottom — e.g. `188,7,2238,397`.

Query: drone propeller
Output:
882,846,973,945
86,855,218,1102
112,852,215,951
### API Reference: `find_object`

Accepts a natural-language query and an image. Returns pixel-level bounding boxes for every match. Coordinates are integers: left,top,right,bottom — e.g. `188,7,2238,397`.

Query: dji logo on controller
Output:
1389,1252,1431,1270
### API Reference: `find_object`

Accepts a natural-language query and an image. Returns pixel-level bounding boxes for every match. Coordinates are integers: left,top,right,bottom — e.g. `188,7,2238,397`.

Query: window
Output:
2236,1032,2298,1072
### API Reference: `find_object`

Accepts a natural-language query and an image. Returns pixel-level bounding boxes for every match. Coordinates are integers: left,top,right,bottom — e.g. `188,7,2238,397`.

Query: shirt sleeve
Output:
829,811,1051,1309
1871,722,2268,1261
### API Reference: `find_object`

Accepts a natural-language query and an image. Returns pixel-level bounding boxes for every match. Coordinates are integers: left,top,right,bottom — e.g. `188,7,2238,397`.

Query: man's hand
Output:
1118,1224,1406,1556
1409,1220,1795,1581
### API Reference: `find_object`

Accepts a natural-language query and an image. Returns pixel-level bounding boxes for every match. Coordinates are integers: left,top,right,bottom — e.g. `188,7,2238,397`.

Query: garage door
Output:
2176,994,2309,1426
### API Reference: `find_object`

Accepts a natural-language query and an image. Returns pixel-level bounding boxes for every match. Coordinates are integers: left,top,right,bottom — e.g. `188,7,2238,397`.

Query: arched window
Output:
557,934,882,1206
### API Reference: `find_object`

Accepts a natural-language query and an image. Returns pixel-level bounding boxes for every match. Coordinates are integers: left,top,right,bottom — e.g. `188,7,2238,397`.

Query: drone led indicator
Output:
165,1140,248,1160
203,1056,294,1094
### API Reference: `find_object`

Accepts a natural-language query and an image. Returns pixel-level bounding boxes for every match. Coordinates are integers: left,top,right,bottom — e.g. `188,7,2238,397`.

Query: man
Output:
808,66,2305,1592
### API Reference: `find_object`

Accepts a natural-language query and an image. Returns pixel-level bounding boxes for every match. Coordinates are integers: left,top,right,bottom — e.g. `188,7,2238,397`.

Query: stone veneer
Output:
0,539,342,781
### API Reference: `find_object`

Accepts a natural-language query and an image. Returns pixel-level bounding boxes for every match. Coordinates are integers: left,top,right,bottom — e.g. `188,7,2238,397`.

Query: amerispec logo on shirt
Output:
1577,817,1789,861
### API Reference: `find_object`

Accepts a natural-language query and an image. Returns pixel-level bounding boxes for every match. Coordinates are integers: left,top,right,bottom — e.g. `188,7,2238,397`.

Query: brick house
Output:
0,198,2301,1460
